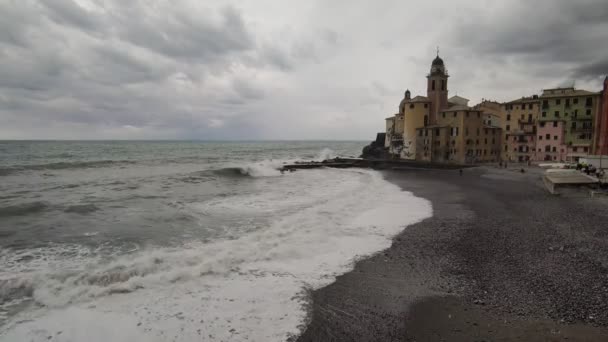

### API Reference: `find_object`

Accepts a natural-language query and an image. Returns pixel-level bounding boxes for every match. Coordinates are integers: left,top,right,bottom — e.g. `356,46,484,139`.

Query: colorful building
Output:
539,87,601,161
500,96,540,162
592,77,608,155
411,55,501,164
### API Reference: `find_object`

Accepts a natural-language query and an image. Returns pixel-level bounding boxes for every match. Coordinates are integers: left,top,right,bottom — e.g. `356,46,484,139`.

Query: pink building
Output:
537,120,568,161
506,121,536,162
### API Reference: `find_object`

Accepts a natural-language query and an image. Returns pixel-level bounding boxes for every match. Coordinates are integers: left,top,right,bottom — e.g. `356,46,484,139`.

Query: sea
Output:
0,141,432,342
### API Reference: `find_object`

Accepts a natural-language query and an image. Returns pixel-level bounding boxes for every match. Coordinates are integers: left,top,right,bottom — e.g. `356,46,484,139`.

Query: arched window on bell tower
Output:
432,80,435,91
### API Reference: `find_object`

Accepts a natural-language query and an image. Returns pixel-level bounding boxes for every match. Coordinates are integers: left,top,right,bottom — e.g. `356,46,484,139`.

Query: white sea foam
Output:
0,168,432,342
314,148,336,161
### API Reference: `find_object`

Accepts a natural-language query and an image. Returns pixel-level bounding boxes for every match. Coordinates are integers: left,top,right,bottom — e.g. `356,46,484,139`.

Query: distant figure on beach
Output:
459,169,463,176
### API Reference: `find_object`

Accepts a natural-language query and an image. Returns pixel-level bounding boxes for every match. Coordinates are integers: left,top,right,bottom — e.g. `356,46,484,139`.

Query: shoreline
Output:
297,166,608,341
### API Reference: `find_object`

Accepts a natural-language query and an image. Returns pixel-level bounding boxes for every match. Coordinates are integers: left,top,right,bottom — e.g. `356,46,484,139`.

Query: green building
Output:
539,87,601,160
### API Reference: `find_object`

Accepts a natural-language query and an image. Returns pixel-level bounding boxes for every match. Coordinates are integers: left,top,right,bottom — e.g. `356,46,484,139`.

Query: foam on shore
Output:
0,168,432,342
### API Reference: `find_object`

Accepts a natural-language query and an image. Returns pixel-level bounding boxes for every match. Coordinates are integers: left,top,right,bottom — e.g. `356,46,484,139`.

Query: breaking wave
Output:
0,168,432,342
212,161,286,178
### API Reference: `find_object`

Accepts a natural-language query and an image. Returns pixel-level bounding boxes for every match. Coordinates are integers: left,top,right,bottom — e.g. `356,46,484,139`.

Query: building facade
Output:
540,87,601,161
384,54,502,164
593,77,608,155
501,96,540,162
381,56,605,165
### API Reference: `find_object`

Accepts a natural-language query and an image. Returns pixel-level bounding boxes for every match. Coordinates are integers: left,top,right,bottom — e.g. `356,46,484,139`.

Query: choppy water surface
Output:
0,141,432,342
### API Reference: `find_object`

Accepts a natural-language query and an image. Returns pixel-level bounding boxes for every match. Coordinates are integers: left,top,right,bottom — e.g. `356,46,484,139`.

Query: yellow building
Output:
385,90,431,159
499,96,540,161
415,106,501,163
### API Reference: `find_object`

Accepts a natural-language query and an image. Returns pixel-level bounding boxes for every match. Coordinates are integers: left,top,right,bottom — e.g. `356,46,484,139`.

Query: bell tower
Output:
427,49,449,124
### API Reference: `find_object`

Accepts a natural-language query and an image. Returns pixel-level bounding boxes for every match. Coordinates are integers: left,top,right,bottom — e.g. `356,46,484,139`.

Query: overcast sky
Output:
1,0,607,140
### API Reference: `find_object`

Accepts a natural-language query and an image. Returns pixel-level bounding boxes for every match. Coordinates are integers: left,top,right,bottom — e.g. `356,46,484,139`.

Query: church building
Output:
385,54,502,164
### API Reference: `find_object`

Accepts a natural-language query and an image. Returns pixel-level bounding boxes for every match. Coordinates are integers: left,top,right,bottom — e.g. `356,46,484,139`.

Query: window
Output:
476,139,479,145
419,130,423,137
424,103,428,108
476,128,480,136
506,125,510,131
573,98,579,104
546,134,550,139
540,122,545,127
484,138,488,144
586,109,591,115
539,135,543,140
566,99,570,107
513,137,517,142
466,112,469,118
410,104,414,109
455,127,459,136
571,122,576,129
528,114,532,122
574,109,578,117
435,129,440,135
477,112,481,118
553,121,558,127
542,112,547,117
573,147,578,152
507,114,511,121
538,148,542,152
585,97,592,106
431,80,435,91
552,146,556,152
542,100,548,108
554,111,560,117
424,115,428,126
554,136,558,140
584,147,589,152
545,145,551,152
442,113,446,118
441,80,445,91
521,114,525,120
484,128,488,135
556,99,561,105
505,145,508,151
453,112,457,117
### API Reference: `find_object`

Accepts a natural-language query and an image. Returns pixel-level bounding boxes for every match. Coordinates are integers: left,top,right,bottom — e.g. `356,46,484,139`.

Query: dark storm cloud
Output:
574,60,608,80
448,0,608,79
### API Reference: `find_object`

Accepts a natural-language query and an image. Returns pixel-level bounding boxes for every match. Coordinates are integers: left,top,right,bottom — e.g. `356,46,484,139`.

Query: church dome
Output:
432,56,444,66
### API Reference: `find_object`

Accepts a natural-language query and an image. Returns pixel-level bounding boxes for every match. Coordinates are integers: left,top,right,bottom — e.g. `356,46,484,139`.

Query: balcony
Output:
571,127,592,133
390,134,403,141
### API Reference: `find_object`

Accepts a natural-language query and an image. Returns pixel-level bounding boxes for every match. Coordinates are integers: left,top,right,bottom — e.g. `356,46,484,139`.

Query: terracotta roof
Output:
448,95,469,102
410,95,430,103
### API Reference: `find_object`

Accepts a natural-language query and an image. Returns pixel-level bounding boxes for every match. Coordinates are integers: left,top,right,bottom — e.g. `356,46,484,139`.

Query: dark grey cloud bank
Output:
0,0,606,140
